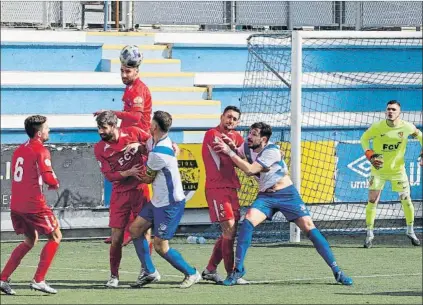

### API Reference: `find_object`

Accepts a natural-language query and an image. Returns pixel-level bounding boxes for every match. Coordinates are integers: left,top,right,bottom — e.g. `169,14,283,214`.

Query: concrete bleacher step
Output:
86,31,156,45
1,114,220,129
1,71,195,88
1,42,103,72
1,85,210,107
103,58,181,73
102,44,170,60
1,97,220,115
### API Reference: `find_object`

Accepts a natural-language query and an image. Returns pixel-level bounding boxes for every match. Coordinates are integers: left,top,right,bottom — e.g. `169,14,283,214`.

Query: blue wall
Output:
213,87,422,112
172,45,423,72
0,42,103,71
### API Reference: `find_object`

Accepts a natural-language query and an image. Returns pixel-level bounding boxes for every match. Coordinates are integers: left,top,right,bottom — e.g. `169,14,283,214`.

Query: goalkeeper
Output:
361,100,422,248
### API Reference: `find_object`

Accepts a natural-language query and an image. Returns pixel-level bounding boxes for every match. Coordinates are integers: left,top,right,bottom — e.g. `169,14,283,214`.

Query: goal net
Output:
237,31,422,242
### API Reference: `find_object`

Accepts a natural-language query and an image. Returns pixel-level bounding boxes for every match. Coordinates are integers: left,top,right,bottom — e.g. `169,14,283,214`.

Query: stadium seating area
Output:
1,30,421,145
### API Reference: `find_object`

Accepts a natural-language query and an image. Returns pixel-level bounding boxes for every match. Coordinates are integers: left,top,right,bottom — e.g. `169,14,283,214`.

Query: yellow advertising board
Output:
150,142,336,208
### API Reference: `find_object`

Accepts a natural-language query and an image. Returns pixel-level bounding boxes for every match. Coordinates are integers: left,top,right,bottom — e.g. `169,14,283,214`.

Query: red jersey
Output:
94,126,150,193
118,77,152,132
10,139,56,213
202,127,244,189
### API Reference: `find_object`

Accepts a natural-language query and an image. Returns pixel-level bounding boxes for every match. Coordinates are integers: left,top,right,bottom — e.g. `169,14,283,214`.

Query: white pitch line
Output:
19,265,421,283
248,273,422,284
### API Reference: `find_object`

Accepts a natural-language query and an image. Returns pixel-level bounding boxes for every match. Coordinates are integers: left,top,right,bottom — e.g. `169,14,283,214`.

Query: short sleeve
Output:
256,147,281,169
147,152,167,171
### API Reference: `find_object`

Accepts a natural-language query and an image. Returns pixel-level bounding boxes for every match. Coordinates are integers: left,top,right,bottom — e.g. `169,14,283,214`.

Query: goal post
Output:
241,30,422,243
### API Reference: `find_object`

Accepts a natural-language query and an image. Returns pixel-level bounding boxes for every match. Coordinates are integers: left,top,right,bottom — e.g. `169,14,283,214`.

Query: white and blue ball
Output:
119,45,143,68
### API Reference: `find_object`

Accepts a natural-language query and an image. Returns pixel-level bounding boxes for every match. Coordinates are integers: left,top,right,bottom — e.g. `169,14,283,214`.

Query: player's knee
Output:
399,191,411,201
128,224,138,239
153,239,166,256
295,216,315,233
221,223,236,239
24,238,37,248
50,229,62,243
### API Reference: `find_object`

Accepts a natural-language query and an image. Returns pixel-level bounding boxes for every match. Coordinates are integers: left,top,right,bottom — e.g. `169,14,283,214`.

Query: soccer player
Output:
200,106,246,284
94,111,151,288
213,122,353,286
128,111,201,289
0,115,61,295
360,100,422,248
94,45,152,246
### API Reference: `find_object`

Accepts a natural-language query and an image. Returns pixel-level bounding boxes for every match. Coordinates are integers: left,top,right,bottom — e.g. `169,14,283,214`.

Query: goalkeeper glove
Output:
365,149,384,170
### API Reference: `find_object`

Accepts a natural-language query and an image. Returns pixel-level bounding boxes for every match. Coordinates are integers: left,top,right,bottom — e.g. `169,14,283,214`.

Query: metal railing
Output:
1,1,421,31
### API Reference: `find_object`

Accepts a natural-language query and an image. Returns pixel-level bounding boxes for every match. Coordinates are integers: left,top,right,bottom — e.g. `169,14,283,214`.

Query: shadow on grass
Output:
337,290,422,297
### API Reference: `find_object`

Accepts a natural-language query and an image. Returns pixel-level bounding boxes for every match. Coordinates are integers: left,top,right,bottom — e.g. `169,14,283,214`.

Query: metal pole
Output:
42,1,48,28
230,1,236,31
103,0,108,31
125,0,133,31
115,0,119,30
287,1,292,30
355,1,362,30
289,31,302,243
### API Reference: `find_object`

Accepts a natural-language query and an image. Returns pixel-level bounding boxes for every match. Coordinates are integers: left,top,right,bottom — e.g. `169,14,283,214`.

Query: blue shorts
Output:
251,185,310,221
139,200,186,240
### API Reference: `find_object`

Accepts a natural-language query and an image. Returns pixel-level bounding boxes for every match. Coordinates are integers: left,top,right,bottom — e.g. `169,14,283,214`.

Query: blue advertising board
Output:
335,142,422,202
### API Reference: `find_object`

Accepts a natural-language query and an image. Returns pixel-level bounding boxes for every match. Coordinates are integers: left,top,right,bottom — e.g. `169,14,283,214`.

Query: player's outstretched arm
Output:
213,138,263,175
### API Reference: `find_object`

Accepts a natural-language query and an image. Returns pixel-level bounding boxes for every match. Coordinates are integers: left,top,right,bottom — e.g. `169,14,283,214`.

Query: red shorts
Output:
11,209,58,236
109,188,149,229
206,188,240,223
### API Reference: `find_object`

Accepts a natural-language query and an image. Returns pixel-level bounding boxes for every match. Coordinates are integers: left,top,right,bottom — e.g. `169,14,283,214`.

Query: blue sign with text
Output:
335,142,422,202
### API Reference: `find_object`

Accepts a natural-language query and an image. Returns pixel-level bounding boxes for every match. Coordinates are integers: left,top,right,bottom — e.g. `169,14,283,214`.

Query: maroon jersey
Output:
94,126,150,193
120,77,152,131
202,127,244,189
10,139,56,213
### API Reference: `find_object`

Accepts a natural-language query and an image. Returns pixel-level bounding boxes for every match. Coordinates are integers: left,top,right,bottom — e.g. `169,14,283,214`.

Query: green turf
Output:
0,238,421,304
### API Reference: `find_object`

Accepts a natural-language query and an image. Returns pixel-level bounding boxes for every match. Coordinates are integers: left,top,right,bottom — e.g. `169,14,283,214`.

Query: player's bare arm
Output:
213,138,263,175
120,164,144,180
221,133,238,151
138,165,158,184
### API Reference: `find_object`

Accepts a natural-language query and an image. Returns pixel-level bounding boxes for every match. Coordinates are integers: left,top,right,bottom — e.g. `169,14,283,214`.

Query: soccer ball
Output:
119,45,143,68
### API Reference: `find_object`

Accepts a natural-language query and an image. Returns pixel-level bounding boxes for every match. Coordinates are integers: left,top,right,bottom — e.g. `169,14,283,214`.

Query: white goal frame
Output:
289,31,422,242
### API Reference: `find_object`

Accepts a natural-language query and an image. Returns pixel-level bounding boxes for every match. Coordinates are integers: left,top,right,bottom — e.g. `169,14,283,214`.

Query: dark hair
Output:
153,111,172,132
96,111,118,127
24,115,47,138
250,122,272,141
387,100,401,108
223,105,241,118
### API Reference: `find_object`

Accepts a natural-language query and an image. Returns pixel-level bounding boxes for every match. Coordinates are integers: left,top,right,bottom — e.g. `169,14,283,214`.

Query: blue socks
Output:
163,248,196,276
308,228,340,274
234,219,254,272
133,236,156,274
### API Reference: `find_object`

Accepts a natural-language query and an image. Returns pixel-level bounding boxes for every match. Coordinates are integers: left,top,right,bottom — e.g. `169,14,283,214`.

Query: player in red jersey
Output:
94,45,152,246
200,106,247,284
94,111,151,288
0,115,61,295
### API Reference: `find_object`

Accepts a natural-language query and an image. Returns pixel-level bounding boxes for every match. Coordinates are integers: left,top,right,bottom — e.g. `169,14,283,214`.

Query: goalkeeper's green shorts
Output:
368,170,410,193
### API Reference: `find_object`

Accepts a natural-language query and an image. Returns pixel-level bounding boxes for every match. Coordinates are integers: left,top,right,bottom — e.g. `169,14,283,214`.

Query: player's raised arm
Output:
213,137,263,175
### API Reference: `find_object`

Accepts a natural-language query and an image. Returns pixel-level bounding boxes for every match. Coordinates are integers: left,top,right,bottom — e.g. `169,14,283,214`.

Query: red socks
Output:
222,237,235,274
206,236,223,272
1,242,33,281
109,244,122,278
34,240,59,282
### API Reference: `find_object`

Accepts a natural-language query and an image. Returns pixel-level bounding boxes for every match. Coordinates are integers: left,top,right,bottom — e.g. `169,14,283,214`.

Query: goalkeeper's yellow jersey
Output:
360,119,417,175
